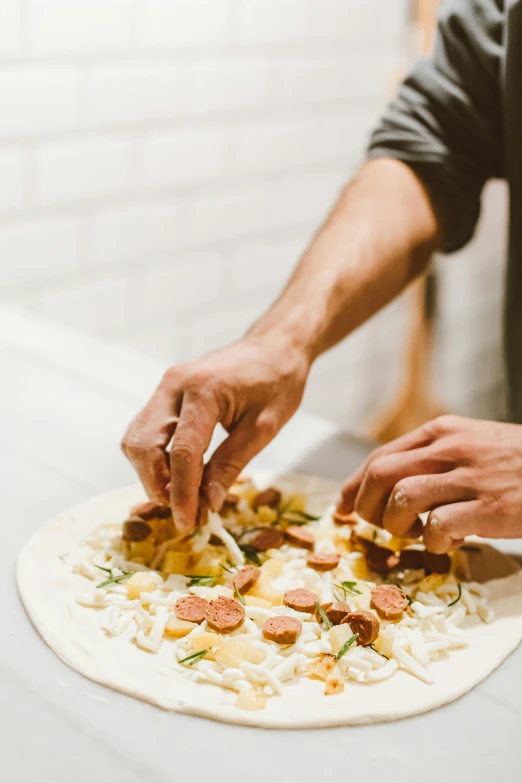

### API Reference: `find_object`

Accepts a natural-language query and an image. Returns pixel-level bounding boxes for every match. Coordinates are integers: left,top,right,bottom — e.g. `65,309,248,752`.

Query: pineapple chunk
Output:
162,550,194,575
244,595,272,608
418,573,445,593
287,494,305,513
249,574,283,605
235,687,267,711
256,505,278,523
307,655,337,681
325,673,345,695
187,631,222,656
191,549,225,577
261,558,284,578
351,555,371,580
128,540,156,564
164,617,197,638
374,631,393,659
126,571,160,600
328,624,354,655
214,636,266,668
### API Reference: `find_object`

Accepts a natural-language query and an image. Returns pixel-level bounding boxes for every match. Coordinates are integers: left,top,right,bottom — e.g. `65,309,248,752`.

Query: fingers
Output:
353,448,454,527
423,500,485,553
381,471,474,537
121,393,179,504
337,424,434,514
169,393,220,534
202,412,279,511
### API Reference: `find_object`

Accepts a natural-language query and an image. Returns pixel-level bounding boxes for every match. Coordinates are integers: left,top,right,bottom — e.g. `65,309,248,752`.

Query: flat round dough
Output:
17,471,522,729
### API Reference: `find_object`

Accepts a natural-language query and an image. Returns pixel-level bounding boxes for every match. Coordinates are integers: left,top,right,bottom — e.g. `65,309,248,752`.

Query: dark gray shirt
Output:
368,0,522,422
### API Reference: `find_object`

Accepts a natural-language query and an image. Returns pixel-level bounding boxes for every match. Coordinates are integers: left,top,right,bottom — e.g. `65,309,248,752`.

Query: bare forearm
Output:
248,158,439,362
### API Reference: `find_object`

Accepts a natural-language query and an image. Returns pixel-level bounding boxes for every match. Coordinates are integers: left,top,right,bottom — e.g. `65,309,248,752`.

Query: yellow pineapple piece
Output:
307,655,337,681
256,505,278,523
128,540,156,564
325,673,345,695
244,596,272,608
235,687,267,711
351,555,371,580
261,558,284,578
328,624,354,655
126,571,159,600
249,574,283,605
418,573,445,593
164,617,197,638
214,636,266,668
162,550,194,575
187,631,222,657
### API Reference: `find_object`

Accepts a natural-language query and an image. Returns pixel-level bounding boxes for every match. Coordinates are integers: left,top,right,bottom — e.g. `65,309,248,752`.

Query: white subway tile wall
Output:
0,0,507,434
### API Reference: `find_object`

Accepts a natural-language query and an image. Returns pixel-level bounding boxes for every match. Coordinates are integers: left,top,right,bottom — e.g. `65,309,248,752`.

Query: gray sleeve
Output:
368,0,504,253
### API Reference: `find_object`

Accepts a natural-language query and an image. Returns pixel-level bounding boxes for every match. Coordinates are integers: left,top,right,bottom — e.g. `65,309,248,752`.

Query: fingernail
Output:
206,481,227,512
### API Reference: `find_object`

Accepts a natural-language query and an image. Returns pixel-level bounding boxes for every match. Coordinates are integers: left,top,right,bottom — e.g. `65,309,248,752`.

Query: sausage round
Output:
399,548,426,570
222,493,240,511
424,551,451,574
204,597,245,633
325,601,352,625
370,584,408,621
332,510,355,526
232,565,261,593
122,518,152,542
307,552,340,571
284,525,315,550
252,488,282,510
362,540,400,574
262,616,302,645
250,527,285,551
341,610,380,645
130,501,171,520
284,588,319,613
175,595,208,624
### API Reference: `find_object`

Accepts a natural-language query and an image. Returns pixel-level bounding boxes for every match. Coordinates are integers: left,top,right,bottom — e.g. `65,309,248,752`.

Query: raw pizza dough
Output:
16,471,522,729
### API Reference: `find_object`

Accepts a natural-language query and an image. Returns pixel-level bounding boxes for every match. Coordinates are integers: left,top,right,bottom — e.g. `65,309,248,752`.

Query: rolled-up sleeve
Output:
368,0,504,253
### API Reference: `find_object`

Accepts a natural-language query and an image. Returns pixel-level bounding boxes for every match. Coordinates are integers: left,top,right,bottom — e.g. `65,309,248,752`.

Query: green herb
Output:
221,562,235,575
179,649,209,666
188,528,199,539
281,509,321,525
372,529,378,540
369,644,389,660
95,564,112,574
96,571,133,588
336,633,359,661
239,544,262,566
234,583,246,606
314,601,333,630
186,575,216,588
334,581,362,598
58,553,69,563
276,497,293,520
448,583,462,607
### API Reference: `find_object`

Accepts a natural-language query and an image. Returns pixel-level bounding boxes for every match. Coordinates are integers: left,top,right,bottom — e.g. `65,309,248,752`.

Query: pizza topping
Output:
249,527,284,552
307,552,340,571
324,601,352,626
129,501,171,520
252,488,282,510
341,610,380,645
284,588,320,613
175,595,208,624
262,616,302,645
232,565,261,594
370,584,408,621
424,551,451,574
332,510,355,526
205,597,245,633
358,538,400,574
399,548,426,570
284,525,315,550
122,518,152,542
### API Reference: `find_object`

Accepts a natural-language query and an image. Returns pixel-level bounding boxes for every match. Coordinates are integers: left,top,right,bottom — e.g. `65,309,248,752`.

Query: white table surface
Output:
1,305,521,783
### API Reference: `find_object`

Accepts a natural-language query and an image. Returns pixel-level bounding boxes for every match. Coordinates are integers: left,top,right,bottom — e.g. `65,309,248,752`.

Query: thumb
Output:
201,412,278,511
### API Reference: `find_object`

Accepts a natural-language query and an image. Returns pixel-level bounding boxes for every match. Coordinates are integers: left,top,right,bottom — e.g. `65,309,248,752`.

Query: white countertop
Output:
1,306,520,783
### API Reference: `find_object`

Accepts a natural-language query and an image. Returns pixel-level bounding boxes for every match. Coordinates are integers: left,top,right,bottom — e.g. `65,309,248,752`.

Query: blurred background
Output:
0,0,508,437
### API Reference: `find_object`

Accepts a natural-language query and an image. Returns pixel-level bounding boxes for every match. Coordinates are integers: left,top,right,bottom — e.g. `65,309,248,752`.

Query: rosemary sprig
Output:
239,544,262,566
234,583,246,606
314,601,333,630
448,583,462,607
334,581,362,598
336,633,359,661
186,575,216,588
369,643,389,660
95,564,112,574
96,571,133,588
58,553,69,563
179,649,208,666
280,509,321,525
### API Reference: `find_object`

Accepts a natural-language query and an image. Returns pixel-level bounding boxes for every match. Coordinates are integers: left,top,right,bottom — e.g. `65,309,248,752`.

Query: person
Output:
121,0,522,554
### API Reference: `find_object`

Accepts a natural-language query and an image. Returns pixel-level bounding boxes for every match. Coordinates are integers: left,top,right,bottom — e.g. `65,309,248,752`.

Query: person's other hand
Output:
121,336,310,535
336,415,522,553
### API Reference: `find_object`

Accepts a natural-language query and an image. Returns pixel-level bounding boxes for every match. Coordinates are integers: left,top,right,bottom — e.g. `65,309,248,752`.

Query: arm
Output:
122,158,438,534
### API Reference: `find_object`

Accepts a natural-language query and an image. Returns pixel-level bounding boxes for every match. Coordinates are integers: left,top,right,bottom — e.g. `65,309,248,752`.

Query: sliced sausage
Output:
233,565,261,593
362,540,400,574
341,610,380,646
284,525,315,550
175,595,208,624
325,601,352,625
262,616,302,645
252,488,282,510
222,492,240,511
130,501,171,520
399,548,426,570
424,551,451,574
250,527,285,551
205,597,245,633
370,584,408,621
284,588,319,613
332,510,355,526
307,552,340,571
122,518,152,542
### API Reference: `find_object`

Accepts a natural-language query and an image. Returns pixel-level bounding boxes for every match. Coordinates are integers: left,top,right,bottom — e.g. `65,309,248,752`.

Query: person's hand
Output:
336,415,522,553
121,336,310,535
